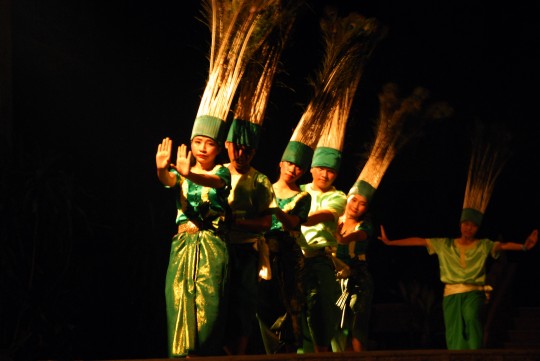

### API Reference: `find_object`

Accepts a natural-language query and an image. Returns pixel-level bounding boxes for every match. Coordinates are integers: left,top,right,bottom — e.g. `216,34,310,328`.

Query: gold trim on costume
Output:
178,221,200,235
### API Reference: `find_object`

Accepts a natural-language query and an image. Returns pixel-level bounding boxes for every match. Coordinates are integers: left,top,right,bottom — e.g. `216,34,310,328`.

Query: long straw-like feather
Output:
309,9,386,150
356,84,434,189
462,121,512,213
233,2,300,125
197,0,282,122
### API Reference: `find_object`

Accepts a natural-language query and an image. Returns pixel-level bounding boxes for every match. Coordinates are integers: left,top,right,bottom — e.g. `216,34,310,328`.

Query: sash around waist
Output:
444,283,493,297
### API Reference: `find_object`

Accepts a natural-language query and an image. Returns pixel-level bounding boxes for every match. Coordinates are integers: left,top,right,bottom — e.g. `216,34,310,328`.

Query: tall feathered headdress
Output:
227,1,300,149
191,0,282,144
349,84,434,202
461,121,512,226
307,9,385,171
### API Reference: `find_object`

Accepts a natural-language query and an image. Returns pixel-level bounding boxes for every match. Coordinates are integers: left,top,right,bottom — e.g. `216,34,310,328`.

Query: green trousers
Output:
443,290,485,350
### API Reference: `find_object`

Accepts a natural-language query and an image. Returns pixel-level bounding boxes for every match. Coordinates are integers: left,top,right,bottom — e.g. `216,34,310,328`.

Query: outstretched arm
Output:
336,225,368,244
378,225,428,247
494,229,538,252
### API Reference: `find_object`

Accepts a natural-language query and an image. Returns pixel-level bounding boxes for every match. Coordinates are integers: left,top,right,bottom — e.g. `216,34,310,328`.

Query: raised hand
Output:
524,229,539,250
378,225,390,245
156,137,172,170
175,143,193,177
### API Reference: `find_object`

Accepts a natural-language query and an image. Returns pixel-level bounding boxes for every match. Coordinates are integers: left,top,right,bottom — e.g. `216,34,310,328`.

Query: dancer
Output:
296,10,384,353
157,129,230,357
257,158,311,354
379,123,539,350
257,102,324,353
222,2,296,353
159,0,282,356
333,83,436,352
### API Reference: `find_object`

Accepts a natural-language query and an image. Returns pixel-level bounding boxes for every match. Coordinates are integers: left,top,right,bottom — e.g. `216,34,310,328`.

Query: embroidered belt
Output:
177,221,201,235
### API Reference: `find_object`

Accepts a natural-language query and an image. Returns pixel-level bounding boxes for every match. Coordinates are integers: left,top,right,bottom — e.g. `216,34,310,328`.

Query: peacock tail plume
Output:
197,0,282,122
302,8,386,151
233,1,300,126
462,121,512,214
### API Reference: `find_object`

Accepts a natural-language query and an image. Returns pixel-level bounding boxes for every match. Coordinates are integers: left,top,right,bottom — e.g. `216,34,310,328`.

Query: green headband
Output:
191,115,227,144
460,208,484,226
281,141,314,170
348,180,376,203
311,147,342,171
226,119,262,149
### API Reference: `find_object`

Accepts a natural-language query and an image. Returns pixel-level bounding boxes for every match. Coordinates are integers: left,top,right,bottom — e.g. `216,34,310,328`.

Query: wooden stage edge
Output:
98,349,540,361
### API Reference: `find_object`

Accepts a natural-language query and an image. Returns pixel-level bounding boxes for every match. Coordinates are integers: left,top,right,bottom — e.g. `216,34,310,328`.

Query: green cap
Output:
311,147,342,171
460,208,484,226
226,119,262,149
191,115,228,144
281,141,314,170
349,180,376,203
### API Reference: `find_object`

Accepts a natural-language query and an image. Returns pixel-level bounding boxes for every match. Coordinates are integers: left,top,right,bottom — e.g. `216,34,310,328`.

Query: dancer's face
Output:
279,161,304,184
345,194,368,219
225,141,256,173
310,166,337,192
191,136,220,167
460,220,479,240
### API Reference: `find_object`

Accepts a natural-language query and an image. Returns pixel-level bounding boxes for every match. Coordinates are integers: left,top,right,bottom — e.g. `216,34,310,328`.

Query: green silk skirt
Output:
165,229,229,357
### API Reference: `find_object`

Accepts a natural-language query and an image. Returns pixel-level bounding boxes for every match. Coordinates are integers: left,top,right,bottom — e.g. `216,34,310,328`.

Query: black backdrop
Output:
2,0,540,359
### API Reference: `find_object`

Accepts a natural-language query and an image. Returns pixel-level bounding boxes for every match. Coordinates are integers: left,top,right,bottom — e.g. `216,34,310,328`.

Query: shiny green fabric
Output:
281,141,314,171
299,183,346,250
165,231,229,356
311,146,342,171
165,165,231,357
191,115,228,144
226,118,262,148
426,238,499,285
443,291,485,349
348,180,376,203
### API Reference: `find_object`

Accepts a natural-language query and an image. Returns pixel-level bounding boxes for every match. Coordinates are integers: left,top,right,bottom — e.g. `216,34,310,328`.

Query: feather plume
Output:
356,83,433,189
306,9,386,150
197,0,282,122
462,121,512,213
233,2,300,126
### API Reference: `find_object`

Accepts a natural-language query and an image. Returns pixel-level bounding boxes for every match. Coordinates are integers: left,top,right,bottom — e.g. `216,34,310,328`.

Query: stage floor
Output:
100,349,540,361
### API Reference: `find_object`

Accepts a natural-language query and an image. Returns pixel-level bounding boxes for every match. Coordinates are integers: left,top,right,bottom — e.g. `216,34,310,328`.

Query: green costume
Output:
164,165,231,357
300,184,346,250
226,166,276,344
299,183,346,352
335,219,374,349
259,191,311,352
426,238,500,349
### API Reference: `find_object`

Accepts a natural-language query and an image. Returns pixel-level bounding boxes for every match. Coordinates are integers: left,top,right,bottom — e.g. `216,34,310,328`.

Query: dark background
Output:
2,0,539,359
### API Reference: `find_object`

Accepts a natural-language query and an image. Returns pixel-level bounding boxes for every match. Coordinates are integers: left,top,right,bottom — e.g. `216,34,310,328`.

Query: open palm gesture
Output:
175,143,192,177
156,137,172,170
